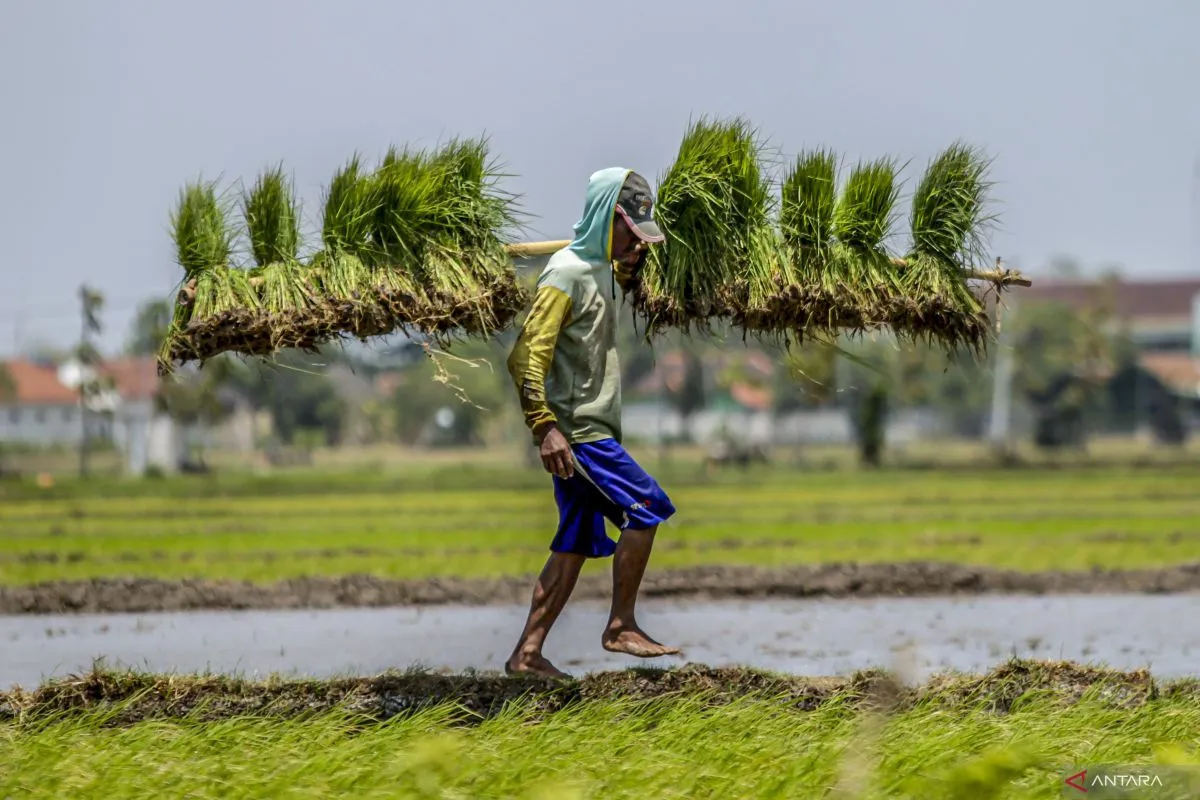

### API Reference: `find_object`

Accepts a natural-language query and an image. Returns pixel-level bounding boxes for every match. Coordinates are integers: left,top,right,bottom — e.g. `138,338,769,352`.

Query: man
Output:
505,167,680,678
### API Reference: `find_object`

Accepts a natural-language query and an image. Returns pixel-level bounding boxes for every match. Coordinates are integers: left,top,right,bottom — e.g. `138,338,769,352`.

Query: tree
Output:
1008,298,1125,449
666,344,706,443
127,298,173,356
0,364,14,402
0,364,13,474
854,380,889,467
155,356,236,427
222,353,346,447
774,340,839,411
391,342,511,447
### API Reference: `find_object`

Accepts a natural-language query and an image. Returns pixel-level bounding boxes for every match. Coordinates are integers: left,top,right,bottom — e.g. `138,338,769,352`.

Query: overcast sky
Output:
2,0,1198,357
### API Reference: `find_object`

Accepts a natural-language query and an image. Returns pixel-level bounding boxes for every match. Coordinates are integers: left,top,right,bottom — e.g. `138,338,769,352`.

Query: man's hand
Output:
538,425,574,479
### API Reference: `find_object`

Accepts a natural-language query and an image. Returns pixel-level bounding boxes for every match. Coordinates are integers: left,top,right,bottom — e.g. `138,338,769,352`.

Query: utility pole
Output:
988,298,1015,457
78,285,103,478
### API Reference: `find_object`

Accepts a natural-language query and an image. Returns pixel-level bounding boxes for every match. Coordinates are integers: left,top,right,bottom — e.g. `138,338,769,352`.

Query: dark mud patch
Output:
1,659,1191,727
4,561,1200,615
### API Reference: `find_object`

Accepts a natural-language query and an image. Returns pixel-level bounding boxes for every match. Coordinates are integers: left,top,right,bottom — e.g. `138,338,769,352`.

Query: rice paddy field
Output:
3,457,1200,797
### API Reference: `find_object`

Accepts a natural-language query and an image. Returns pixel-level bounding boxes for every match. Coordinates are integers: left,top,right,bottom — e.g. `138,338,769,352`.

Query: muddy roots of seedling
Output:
159,276,529,375
628,279,998,354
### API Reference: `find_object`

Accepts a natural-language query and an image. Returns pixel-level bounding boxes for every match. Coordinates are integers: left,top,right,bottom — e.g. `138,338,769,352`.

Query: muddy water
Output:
3,594,1199,690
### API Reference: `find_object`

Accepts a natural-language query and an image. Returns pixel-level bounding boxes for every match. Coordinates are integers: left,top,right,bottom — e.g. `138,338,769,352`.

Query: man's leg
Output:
601,525,680,657
506,550,586,677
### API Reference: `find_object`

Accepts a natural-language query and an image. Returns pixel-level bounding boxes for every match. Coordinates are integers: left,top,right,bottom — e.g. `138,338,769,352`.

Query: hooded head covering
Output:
567,167,664,264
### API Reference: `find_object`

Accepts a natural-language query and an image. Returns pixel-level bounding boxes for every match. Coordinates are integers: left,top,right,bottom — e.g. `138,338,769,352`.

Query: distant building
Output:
0,359,83,446
1023,276,1200,353
1019,276,1200,438
0,356,176,473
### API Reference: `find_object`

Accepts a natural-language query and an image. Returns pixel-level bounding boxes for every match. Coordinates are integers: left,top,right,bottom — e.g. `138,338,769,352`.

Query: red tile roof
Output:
0,356,161,406
1,360,78,405
1139,352,1200,396
1024,278,1200,320
99,357,159,401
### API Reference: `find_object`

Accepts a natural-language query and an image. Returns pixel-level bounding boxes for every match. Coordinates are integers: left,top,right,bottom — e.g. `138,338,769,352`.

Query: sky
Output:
2,0,1199,357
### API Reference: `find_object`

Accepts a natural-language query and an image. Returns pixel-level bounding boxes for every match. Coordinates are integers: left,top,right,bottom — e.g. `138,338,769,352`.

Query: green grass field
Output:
2,462,1199,586
3,662,1199,799
5,460,1200,798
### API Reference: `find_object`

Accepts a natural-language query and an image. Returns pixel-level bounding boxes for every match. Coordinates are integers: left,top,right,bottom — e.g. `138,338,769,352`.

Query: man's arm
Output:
506,284,572,440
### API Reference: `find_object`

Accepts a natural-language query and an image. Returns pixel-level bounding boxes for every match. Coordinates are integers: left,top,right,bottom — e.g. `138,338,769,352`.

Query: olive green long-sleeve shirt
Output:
506,248,636,444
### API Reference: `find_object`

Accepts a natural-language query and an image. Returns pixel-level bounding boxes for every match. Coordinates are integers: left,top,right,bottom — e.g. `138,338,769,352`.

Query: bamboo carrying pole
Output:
504,240,1033,287
176,240,1031,307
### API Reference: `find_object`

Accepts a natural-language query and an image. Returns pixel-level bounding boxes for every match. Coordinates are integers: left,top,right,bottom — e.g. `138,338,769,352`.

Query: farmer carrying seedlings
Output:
505,168,679,678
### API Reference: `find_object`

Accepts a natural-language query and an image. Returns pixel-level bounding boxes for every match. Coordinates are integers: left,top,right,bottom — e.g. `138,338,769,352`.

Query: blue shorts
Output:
550,438,676,558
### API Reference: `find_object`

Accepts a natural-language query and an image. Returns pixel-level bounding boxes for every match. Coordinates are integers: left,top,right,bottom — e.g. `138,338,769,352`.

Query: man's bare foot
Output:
505,651,571,679
602,624,681,658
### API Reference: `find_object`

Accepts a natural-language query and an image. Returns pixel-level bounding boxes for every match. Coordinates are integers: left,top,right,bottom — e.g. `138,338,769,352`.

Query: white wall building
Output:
0,357,177,473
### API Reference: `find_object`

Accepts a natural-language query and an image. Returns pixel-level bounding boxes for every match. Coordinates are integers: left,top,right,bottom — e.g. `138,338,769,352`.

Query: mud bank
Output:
2,659,1191,726
4,561,1200,615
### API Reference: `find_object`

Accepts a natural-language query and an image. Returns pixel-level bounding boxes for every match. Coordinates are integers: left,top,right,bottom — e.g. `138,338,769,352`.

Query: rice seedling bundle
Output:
157,120,1024,375
158,136,526,375
368,138,524,337
308,154,386,338
241,165,333,354
776,147,838,329
896,142,997,354
622,118,1022,354
634,117,783,334
159,180,261,368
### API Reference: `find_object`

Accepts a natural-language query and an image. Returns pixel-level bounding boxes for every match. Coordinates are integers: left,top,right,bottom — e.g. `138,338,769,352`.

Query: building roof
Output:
1023,277,1200,320
1,356,161,406
1,360,78,405
98,357,159,401
1138,352,1200,397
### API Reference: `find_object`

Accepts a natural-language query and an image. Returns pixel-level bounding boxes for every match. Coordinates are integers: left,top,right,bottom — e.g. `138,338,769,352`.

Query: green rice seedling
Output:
368,145,442,320
638,116,781,334
159,178,251,372
830,157,903,331
776,148,841,334
901,142,997,353
422,138,526,334
241,165,319,352
170,179,236,280
309,155,388,337
780,148,839,267
369,137,523,338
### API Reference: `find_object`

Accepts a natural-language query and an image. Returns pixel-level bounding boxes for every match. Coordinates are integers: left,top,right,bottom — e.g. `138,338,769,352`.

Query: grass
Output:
2,661,1199,798
4,458,1198,797
2,464,1199,586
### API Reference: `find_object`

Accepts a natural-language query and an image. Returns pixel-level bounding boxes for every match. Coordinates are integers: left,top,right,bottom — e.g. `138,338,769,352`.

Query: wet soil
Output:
4,561,1200,616
2,659,1190,726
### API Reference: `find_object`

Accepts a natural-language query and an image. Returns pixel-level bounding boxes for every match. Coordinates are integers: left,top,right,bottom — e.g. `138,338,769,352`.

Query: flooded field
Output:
5,592,1199,690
